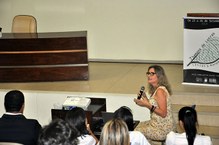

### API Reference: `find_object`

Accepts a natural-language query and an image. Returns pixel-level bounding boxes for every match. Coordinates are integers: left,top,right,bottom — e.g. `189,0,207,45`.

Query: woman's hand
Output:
134,92,150,108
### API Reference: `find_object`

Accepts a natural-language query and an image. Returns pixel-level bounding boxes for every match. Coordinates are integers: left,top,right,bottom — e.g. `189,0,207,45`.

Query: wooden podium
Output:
0,31,88,82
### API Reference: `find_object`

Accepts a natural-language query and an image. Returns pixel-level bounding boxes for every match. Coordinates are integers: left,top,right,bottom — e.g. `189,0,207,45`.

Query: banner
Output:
183,17,219,86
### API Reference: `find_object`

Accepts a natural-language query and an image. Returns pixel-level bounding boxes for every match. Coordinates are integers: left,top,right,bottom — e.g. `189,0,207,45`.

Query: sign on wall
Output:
183,17,219,86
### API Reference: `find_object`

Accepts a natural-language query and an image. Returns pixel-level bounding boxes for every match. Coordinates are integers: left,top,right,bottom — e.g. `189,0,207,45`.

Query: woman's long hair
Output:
65,107,89,137
113,106,134,131
99,118,130,145
147,65,172,95
179,106,198,145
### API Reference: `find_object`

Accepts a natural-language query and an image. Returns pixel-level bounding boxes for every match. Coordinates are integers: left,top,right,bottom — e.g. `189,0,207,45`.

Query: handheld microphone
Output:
137,86,145,99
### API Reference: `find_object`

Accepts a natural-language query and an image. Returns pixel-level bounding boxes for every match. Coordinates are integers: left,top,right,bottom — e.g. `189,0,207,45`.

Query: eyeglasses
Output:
146,72,156,76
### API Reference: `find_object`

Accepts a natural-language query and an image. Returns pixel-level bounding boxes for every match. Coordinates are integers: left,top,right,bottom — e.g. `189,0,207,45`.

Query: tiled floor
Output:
1,62,219,95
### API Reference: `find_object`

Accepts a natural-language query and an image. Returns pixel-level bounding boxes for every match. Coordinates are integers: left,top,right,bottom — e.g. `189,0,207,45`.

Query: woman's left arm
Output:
153,88,167,118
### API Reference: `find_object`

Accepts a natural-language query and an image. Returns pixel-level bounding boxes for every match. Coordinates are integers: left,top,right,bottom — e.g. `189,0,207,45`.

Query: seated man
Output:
0,90,42,145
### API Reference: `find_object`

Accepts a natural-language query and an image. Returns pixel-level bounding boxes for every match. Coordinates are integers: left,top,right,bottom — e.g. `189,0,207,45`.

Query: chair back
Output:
12,15,37,33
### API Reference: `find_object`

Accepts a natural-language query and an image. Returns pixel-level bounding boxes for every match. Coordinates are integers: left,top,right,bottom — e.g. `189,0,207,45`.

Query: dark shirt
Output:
0,114,41,145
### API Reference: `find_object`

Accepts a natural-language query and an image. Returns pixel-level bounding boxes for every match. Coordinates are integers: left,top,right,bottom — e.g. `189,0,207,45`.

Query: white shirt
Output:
78,134,96,145
5,112,22,115
129,131,151,145
166,131,212,145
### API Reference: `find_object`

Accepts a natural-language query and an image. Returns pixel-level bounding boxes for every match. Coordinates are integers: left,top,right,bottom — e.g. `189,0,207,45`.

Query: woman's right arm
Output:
134,92,152,109
87,123,99,144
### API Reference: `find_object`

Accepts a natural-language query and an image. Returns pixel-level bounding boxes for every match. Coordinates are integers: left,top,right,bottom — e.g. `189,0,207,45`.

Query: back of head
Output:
65,107,88,136
38,119,78,145
113,106,134,131
99,118,130,145
178,106,197,145
4,90,24,112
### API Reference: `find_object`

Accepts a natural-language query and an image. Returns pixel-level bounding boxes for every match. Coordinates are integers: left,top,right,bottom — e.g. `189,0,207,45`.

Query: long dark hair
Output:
38,119,78,145
178,106,198,145
113,106,134,131
147,65,172,95
65,107,89,137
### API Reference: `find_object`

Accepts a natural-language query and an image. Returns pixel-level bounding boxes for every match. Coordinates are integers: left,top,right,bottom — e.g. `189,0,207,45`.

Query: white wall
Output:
0,0,219,62
0,89,150,126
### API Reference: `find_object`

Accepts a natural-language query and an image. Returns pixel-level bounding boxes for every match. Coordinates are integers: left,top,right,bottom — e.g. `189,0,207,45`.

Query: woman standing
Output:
134,65,175,141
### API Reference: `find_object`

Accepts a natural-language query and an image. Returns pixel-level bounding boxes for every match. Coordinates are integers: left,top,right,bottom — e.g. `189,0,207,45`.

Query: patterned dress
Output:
135,86,175,141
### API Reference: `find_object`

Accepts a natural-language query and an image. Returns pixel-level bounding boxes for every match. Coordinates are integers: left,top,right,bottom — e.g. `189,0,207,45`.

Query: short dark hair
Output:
38,119,78,145
4,90,24,112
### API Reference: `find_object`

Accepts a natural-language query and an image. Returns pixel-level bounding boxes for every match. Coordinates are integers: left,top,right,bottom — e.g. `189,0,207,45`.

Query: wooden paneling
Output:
0,51,87,65
187,13,219,17
0,66,88,82
0,31,88,82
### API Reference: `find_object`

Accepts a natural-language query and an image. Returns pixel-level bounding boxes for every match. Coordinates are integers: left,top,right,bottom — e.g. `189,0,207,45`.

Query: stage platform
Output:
0,62,219,144
1,62,219,94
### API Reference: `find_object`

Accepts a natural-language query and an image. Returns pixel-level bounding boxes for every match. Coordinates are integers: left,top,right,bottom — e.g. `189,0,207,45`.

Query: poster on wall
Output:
183,17,219,86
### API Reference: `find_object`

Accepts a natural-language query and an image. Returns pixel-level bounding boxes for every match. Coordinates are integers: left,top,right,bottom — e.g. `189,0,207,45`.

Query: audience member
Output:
134,65,175,141
113,106,151,145
38,119,78,145
165,106,212,145
65,107,98,145
0,90,42,145
99,118,130,145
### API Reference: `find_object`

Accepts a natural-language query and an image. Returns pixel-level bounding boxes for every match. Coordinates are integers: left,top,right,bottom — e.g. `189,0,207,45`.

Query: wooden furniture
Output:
0,143,23,145
51,98,106,130
0,31,88,82
187,13,219,17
